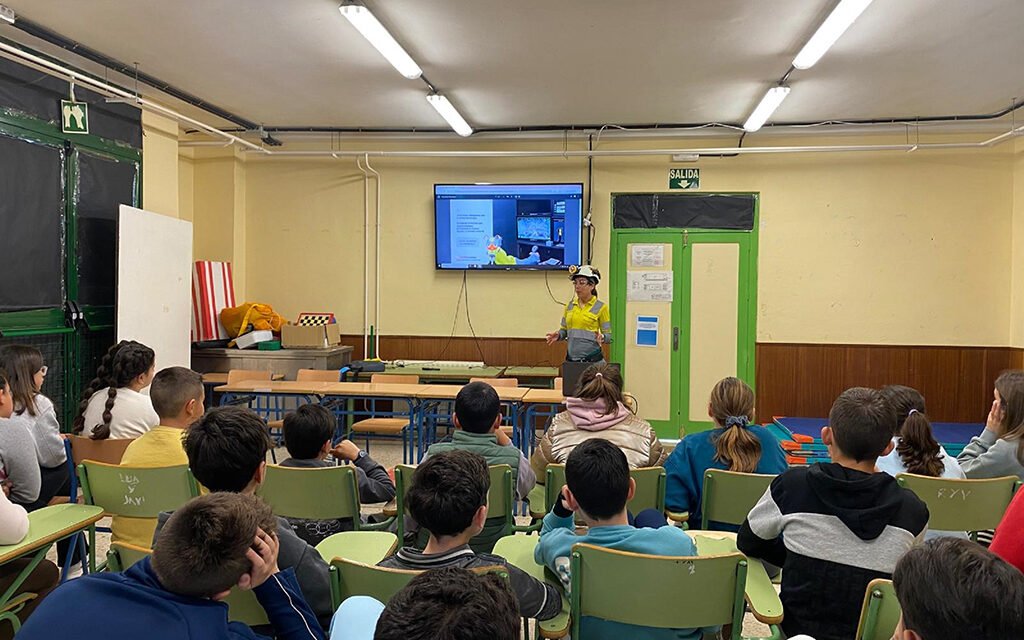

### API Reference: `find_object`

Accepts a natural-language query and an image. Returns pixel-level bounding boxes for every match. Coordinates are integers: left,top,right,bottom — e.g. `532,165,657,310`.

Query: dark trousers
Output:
19,464,83,566
0,557,59,639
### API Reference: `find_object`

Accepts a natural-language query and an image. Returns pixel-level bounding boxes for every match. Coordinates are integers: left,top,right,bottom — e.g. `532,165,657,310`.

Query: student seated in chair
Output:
535,438,703,640
279,404,396,545
152,406,333,629
425,381,535,501
17,492,324,640
334,567,520,640
892,537,1024,640
737,387,929,640
114,366,206,546
377,450,561,622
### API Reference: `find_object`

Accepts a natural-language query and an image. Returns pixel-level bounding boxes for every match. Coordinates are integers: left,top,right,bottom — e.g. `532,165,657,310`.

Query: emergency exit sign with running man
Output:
669,168,700,190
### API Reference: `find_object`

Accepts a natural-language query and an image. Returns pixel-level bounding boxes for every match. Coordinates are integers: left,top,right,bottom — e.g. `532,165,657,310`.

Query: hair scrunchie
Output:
725,415,749,428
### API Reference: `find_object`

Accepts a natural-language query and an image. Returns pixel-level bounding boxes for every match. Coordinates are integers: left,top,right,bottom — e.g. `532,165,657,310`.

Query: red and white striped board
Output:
191,261,236,342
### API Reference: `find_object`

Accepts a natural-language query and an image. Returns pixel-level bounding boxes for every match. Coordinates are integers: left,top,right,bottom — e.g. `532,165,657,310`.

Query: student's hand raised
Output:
238,527,280,590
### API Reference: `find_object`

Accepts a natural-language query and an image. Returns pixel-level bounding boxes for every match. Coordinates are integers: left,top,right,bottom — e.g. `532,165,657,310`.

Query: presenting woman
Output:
546,265,611,363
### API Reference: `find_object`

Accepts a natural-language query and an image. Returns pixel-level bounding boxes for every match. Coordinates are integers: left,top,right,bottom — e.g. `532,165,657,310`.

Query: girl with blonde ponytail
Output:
664,377,787,530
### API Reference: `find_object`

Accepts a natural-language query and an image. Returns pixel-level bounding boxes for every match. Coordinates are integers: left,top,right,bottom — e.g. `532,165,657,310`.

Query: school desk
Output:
0,504,104,614
521,388,567,455
353,364,506,384
685,530,784,626
501,366,561,388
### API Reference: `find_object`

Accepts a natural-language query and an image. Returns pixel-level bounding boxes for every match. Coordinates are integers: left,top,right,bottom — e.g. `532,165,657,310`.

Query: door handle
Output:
673,327,680,351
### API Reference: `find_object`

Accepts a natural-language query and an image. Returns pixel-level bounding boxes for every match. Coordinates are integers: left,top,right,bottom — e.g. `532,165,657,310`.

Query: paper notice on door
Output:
630,244,665,268
627,271,673,302
636,315,659,347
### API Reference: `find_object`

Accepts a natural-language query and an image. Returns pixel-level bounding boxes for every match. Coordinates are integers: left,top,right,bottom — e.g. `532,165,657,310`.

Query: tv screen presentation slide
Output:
434,183,583,271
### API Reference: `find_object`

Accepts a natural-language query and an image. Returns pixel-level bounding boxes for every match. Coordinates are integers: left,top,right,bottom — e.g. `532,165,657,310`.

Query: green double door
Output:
610,229,758,439
0,115,141,428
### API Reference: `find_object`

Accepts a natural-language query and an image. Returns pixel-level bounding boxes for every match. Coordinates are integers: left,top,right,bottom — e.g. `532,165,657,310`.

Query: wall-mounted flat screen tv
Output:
434,183,583,270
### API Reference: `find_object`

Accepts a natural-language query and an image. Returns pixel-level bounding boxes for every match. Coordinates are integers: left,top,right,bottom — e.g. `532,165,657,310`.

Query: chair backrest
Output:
226,369,273,385
106,541,152,572
334,558,420,603
331,558,511,608
370,373,420,385
553,377,563,392
70,435,135,465
472,377,518,388
545,464,666,516
102,536,269,625
296,368,342,382
570,543,746,637
78,462,199,518
896,473,1019,533
854,579,901,640
701,469,777,530
257,464,362,523
394,464,513,553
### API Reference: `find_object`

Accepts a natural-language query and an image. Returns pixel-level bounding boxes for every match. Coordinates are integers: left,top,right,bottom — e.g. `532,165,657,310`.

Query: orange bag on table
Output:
220,302,285,339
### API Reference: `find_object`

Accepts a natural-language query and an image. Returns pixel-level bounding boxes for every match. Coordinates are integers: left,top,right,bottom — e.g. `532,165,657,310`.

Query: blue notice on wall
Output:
636,315,659,347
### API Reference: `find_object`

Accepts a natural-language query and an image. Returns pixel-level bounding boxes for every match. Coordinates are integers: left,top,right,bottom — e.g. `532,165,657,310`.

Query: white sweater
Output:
10,395,67,468
81,387,159,439
0,490,28,545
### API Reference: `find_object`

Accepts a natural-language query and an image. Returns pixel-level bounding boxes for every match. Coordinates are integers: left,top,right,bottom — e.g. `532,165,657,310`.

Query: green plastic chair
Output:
394,464,514,553
78,461,199,569
895,473,1019,541
101,541,268,625
315,531,399,567
700,469,777,530
854,579,900,640
329,557,511,611
569,543,780,640
105,541,152,572
541,464,667,522
257,464,392,531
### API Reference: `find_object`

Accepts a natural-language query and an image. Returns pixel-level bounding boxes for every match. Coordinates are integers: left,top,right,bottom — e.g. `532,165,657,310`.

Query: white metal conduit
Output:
2,38,1021,158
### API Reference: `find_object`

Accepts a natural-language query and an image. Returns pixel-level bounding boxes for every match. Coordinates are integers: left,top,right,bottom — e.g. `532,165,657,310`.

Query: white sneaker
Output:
64,562,84,579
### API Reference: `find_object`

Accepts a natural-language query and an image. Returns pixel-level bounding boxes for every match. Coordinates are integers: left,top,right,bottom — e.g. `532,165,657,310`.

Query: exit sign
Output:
669,167,700,189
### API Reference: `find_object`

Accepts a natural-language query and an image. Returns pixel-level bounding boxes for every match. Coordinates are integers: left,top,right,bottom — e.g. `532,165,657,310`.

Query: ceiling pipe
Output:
1,35,1019,160
0,39,269,153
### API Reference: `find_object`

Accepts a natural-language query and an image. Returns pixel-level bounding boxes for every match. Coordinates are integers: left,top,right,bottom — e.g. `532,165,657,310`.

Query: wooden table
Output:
354,364,506,384
502,366,561,388
202,372,284,405
193,345,353,381
0,504,104,612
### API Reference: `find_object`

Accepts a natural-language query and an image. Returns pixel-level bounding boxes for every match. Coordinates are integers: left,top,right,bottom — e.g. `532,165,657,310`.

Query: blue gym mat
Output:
773,416,984,445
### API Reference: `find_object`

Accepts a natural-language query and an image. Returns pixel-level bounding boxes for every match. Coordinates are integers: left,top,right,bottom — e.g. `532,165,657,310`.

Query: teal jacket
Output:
425,430,535,500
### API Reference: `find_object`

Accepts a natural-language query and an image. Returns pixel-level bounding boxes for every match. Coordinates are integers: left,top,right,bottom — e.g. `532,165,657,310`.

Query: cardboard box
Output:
235,330,274,350
281,323,342,349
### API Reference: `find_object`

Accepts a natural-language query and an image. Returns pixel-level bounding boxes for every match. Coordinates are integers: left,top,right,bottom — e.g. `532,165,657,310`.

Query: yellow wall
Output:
178,150,194,223
1012,138,1024,347
188,133,1017,347
141,111,180,218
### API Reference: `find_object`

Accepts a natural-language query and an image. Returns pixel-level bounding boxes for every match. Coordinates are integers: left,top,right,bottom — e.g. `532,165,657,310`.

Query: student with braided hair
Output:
664,377,787,530
74,340,158,440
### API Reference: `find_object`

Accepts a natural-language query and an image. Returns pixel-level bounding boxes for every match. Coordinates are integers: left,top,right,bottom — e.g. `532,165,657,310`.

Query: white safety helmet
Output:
568,264,600,284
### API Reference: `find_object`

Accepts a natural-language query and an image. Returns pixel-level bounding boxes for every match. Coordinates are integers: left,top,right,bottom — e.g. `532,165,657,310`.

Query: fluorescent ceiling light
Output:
339,3,422,79
792,0,874,70
743,86,790,132
427,94,473,137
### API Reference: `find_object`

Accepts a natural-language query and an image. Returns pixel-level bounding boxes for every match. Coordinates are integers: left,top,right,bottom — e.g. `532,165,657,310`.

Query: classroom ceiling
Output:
1,0,1022,133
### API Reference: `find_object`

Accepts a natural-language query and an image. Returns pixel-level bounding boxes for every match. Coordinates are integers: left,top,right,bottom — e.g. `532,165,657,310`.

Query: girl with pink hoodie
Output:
531,364,664,481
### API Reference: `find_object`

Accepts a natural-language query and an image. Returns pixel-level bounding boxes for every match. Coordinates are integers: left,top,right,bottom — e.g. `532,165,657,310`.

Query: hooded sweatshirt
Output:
531,398,665,479
737,463,928,640
15,556,323,640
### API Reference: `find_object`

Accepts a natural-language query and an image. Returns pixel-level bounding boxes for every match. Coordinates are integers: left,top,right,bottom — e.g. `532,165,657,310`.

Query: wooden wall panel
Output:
757,343,1024,423
340,335,1021,423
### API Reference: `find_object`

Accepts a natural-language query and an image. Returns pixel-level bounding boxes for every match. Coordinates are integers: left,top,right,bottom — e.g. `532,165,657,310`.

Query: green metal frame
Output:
0,110,141,429
609,193,759,437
